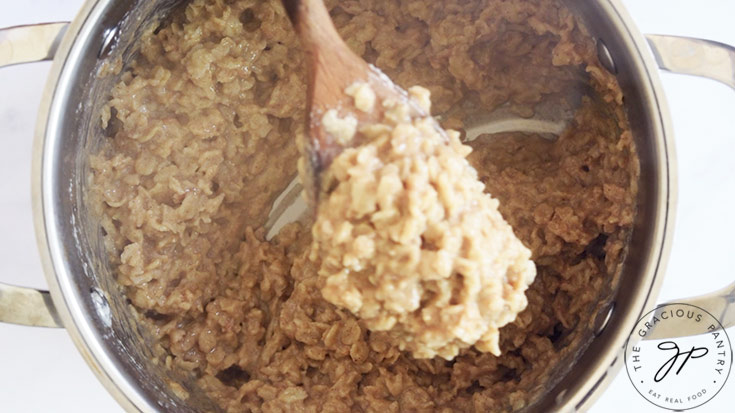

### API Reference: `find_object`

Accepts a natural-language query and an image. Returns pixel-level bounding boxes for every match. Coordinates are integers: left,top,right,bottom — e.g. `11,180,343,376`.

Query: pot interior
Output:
44,0,670,411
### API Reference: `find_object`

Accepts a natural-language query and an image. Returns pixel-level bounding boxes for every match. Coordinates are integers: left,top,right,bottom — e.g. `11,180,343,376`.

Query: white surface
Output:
0,0,733,412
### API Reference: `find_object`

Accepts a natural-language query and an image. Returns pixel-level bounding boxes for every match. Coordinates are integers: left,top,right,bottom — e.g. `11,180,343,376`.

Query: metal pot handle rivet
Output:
597,39,618,74
643,34,735,339
593,302,616,336
0,22,69,328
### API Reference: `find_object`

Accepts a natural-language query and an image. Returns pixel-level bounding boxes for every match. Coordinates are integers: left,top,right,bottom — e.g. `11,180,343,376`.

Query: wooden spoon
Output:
267,0,581,239
281,0,429,202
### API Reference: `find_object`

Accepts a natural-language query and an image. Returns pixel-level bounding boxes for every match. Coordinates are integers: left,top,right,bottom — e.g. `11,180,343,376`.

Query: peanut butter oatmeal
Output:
311,85,535,359
89,0,639,411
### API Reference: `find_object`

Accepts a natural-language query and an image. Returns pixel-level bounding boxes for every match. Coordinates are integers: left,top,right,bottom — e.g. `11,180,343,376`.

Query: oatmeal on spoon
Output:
284,0,536,359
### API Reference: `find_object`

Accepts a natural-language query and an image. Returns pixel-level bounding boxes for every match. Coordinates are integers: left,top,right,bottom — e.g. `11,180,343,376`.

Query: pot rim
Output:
547,0,677,409
30,0,677,411
32,0,159,410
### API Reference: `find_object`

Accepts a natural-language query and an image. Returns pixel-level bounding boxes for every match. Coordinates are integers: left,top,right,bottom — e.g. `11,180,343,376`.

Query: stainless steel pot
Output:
0,0,733,411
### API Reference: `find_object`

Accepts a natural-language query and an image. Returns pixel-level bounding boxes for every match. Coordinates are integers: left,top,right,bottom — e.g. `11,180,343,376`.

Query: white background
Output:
0,0,733,411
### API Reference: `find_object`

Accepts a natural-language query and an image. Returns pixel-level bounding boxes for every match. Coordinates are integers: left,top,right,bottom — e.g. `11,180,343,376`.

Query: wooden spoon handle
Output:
281,0,370,178
281,0,429,203
281,0,369,110
281,0,358,71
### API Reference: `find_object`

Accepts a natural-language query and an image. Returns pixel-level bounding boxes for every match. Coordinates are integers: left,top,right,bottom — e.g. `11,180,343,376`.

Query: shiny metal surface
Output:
0,23,68,67
32,0,205,411
0,0,727,412
646,282,735,341
0,22,68,328
535,0,677,409
647,34,735,90
640,35,735,341
0,283,61,327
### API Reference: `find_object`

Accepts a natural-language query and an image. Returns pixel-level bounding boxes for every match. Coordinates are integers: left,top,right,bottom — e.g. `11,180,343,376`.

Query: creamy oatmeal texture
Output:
89,0,639,411
321,109,358,145
311,86,535,359
345,82,376,113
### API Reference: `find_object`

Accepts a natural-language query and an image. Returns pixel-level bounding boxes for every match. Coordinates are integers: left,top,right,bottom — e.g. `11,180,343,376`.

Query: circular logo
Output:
625,303,733,410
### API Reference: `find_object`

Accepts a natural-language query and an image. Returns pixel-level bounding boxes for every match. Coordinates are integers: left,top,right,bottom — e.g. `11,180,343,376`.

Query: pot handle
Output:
0,22,69,328
643,34,735,339
647,35,735,90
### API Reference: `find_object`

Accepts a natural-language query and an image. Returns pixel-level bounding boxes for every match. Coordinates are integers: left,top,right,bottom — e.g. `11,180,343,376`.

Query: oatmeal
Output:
311,85,535,359
89,0,639,411
321,109,358,145
345,82,376,113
